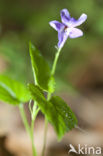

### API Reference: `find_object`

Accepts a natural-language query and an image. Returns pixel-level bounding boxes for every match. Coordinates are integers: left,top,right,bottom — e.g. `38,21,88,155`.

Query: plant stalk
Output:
19,104,37,156
41,47,62,156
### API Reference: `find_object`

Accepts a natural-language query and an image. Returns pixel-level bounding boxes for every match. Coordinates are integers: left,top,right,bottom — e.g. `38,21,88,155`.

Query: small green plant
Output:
0,9,87,156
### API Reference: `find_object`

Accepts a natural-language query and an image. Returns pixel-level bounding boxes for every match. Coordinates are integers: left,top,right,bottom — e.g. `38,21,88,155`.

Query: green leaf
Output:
50,96,78,132
28,84,78,140
29,42,55,93
0,75,31,105
0,86,20,104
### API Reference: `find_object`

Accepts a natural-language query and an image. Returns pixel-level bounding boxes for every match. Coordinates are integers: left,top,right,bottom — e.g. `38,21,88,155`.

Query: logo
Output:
68,144,101,155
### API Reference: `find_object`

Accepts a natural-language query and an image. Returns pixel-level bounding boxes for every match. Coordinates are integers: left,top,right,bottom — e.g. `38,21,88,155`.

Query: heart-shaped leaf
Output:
28,84,78,140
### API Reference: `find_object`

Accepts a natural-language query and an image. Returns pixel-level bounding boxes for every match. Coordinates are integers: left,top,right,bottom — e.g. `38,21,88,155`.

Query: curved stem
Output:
51,47,62,76
41,47,62,156
30,102,40,156
19,104,31,135
19,103,37,156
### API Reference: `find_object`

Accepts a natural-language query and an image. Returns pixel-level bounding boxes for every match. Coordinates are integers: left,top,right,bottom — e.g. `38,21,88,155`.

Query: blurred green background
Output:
0,0,103,93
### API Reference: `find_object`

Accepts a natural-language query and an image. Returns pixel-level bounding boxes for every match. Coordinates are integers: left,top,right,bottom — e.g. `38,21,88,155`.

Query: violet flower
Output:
49,9,87,49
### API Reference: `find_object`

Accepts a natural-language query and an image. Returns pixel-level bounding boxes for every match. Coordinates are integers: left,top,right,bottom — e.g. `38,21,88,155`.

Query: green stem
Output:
31,102,40,139
51,47,62,76
19,104,31,135
30,102,40,156
41,118,48,156
30,118,37,156
41,47,62,156
19,104,37,156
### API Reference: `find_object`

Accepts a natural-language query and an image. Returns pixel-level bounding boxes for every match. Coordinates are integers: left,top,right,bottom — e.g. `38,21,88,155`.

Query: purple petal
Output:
58,30,70,48
69,28,83,38
49,20,64,31
60,9,71,24
70,14,87,27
